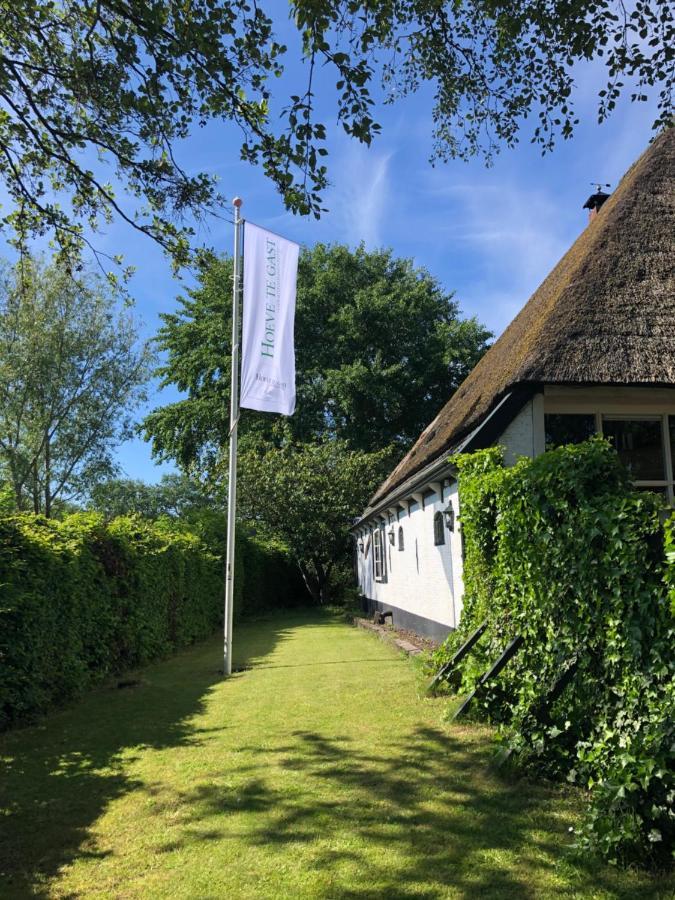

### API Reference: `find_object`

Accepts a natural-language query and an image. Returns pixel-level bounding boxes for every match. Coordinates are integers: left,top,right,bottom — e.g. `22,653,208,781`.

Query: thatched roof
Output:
369,127,675,509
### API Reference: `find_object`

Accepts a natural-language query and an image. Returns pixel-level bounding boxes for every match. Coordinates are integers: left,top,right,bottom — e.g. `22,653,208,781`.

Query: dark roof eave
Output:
352,386,535,529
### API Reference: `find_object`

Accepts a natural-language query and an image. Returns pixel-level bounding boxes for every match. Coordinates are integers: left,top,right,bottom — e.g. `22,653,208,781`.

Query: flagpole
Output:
224,196,243,677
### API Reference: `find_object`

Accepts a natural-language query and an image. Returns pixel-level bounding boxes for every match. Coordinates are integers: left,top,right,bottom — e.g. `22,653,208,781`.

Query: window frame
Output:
433,511,445,546
544,412,597,451
373,525,387,582
601,413,673,501
540,395,675,505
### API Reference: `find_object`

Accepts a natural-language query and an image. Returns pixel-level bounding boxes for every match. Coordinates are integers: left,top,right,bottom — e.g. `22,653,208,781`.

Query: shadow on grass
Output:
170,727,671,899
1,609,670,899
0,610,315,898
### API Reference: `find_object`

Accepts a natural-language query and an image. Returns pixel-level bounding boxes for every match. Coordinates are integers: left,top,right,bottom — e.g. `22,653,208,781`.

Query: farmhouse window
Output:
601,416,674,503
398,526,404,551
602,417,665,481
544,413,596,449
373,527,386,581
543,403,675,505
433,511,445,546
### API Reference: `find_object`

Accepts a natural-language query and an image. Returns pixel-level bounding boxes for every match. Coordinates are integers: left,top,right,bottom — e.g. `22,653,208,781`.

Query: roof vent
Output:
583,182,611,221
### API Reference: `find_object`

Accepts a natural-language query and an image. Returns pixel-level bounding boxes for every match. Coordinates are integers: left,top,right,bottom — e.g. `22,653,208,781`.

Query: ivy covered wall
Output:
431,439,674,867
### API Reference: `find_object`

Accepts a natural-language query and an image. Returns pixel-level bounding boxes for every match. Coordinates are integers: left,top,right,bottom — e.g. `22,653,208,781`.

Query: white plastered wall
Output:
355,393,543,630
358,386,675,633
499,396,544,464
355,486,462,629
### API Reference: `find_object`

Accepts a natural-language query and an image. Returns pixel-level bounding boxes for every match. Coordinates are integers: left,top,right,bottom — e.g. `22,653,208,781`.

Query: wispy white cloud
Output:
325,141,393,248
410,170,571,333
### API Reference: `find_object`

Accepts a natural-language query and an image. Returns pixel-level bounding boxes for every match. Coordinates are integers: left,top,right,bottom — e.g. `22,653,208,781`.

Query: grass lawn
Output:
1,609,673,899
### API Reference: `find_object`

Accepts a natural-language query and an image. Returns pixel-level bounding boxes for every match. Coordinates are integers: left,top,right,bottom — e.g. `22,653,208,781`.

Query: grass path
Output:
1,610,672,899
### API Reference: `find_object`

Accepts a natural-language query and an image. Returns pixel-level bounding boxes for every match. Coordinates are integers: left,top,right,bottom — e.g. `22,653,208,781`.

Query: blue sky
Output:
55,16,660,484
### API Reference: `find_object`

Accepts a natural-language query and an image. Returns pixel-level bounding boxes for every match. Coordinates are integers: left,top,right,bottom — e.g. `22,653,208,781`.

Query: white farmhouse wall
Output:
356,392,546,634
355,487,463,631
446,482,464,620
357,386,675,638
496,400,538,466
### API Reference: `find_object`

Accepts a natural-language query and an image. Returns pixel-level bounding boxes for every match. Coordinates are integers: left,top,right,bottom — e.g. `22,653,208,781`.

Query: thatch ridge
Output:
369,128,675,508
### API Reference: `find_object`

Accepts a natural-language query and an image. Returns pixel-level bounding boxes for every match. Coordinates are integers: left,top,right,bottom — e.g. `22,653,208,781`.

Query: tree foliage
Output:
143,244,490,471
0,1,671,267
89,473,211,520
238,440,390,603
0,257,151,515
293,0,673,163
0,0,297,271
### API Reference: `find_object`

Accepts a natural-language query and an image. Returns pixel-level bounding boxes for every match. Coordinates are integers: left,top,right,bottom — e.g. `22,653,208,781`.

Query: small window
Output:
373,527,386,581
433,511,445,546
397,526,404,551
545,413,596,449
602,418,665,481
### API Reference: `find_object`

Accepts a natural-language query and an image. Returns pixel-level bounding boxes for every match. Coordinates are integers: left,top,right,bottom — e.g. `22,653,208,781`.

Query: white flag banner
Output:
241,222,299,415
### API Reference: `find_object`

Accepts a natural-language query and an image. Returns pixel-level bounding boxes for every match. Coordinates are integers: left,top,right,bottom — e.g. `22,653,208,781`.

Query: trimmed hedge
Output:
239,533,306,615
0,512,304,730
431,439,674,867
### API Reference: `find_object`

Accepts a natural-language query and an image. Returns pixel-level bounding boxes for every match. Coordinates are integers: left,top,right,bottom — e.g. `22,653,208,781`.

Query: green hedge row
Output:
0,512,304,730
431,439,674,867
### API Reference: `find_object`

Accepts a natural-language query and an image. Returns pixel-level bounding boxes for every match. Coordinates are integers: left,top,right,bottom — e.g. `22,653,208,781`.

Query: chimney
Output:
582,184,611,222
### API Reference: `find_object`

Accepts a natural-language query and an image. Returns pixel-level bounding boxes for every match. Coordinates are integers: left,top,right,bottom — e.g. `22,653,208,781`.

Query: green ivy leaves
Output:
433,438,674,867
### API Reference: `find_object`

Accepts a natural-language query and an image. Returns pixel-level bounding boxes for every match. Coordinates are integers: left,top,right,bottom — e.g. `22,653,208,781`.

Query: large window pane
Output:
602,418,665,481
670,416,675,472
545,413,596,449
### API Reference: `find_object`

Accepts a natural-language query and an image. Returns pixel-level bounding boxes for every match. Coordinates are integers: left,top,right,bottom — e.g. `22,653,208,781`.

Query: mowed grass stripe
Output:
0,610,671,899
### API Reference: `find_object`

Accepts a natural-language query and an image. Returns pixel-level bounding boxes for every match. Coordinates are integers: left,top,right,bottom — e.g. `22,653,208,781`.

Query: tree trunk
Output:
32,461,40,514
44,434,51,518
298,561,321,604
9,460,25,511
297,559,334,605
315,561,330,604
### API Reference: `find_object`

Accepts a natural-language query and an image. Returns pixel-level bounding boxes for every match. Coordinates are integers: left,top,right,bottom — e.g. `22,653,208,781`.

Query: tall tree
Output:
0,1,671,267
143,244,491,472
238,440,390,603
0,258,151,515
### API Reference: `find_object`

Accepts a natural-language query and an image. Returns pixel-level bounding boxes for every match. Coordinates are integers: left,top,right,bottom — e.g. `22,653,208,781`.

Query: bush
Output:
431,439,674,867
0,511,305,730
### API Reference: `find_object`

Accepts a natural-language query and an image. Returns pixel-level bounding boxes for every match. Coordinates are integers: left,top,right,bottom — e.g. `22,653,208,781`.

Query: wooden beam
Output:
496,651,580,768
427,621,487,694
453,635,524,720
